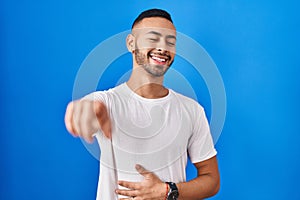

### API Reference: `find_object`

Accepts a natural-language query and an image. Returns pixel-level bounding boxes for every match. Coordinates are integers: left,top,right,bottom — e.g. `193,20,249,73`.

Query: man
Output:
65,9,220,200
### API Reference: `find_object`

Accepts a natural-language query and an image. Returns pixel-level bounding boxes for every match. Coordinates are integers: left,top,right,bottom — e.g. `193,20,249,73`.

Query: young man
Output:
65,9,220,200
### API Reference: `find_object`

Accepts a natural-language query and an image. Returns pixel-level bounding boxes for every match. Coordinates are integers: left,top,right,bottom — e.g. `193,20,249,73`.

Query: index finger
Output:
118,180,141,190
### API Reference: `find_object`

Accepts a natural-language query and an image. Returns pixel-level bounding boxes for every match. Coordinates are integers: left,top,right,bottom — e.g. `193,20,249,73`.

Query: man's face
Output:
131,17,176,77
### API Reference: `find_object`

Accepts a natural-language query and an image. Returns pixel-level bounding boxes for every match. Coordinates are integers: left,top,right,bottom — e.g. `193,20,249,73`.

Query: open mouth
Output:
149,52,170,65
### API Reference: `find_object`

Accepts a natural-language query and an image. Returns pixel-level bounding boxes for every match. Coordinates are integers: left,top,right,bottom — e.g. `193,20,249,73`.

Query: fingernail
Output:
135,164,141,169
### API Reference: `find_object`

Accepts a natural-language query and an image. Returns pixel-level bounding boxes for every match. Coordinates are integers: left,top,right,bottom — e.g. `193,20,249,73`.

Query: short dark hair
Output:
131,8,173,29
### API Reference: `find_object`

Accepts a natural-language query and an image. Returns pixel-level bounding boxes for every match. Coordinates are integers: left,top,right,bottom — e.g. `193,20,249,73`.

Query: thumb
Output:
135,164,150,177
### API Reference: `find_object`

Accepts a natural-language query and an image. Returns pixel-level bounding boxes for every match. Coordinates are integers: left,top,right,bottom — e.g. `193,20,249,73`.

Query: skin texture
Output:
64,16,220,200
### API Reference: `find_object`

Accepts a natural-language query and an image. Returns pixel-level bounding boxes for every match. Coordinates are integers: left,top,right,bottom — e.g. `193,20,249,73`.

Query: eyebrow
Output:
146,31,162,36
146,31,176,40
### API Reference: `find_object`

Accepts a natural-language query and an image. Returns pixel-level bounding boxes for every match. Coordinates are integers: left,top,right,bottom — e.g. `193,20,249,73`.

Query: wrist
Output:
164,182,169,200
160,182,169,200
154,182,168,200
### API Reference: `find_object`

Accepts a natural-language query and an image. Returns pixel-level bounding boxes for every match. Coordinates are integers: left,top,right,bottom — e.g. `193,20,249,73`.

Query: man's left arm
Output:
116,155,220,200
177,155,220,199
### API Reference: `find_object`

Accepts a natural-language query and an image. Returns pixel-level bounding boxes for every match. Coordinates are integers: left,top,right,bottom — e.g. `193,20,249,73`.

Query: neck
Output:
127,66,169,99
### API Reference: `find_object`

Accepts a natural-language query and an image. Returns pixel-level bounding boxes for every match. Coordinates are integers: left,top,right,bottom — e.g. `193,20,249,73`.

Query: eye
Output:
167,42,175,46
148,38,159,42
166,38,176,47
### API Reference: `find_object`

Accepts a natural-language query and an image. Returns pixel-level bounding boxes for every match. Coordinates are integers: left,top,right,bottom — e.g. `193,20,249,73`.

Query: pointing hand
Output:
64,100,112,142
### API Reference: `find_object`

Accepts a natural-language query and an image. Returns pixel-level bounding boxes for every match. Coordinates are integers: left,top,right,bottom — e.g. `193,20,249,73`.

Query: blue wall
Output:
1,0,299,199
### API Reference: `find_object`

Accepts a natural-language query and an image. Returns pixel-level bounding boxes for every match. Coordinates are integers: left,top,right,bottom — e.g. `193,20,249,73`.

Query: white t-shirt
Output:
84,83,217,200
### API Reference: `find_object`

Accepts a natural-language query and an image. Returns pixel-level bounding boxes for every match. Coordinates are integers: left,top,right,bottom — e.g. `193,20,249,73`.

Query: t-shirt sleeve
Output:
82,91,109,106
188,104,217,163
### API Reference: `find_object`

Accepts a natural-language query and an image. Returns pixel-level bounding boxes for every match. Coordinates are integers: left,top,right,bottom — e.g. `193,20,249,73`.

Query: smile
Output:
149,53,170,65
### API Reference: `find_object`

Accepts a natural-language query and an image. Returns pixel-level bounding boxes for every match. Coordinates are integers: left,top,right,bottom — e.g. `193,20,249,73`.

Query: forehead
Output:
132,17,176,36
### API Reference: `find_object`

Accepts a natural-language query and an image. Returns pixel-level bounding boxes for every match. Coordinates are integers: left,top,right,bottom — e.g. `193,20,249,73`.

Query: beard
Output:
134,46,174,77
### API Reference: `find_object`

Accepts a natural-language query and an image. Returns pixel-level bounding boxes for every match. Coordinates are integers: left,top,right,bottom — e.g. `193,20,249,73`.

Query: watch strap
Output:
166,182,179,200
166,182,178,191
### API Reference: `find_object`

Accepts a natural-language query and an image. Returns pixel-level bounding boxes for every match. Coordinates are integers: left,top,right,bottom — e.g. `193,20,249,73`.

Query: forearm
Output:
177,174,220,200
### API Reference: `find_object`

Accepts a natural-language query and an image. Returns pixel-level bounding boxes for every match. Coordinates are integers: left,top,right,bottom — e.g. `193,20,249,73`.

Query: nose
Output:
156,41,170,54
156,39,168,52
157,48,167,54
156,39,175,53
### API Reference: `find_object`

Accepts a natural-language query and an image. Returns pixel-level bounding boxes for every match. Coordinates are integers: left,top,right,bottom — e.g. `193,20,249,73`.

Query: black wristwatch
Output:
166,182,179,200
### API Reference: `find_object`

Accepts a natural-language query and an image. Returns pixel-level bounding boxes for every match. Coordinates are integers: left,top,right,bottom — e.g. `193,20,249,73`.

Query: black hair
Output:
131,8,173,29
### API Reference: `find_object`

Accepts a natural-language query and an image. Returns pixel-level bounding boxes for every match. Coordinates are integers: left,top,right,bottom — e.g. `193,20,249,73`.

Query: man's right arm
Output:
64,100,112,142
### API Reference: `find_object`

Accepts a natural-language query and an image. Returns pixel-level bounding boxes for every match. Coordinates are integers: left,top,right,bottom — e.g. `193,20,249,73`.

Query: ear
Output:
126,34,135,53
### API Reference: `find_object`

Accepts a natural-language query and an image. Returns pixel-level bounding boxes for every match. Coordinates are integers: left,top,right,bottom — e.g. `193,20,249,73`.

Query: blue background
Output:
1,0,299,199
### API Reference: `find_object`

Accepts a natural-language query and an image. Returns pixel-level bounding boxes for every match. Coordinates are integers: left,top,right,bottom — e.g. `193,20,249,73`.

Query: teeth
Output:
151,56,166,62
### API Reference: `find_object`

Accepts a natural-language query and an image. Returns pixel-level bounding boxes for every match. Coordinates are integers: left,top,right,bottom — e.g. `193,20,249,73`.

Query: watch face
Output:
168,190,179,200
